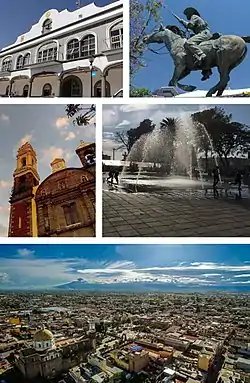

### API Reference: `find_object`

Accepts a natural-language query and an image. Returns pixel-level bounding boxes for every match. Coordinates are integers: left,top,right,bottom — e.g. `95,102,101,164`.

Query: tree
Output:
66,104,96,126
191,107,250,171
115,118,155,154
158,117,180,169
130,0,163,79
130,87,151,97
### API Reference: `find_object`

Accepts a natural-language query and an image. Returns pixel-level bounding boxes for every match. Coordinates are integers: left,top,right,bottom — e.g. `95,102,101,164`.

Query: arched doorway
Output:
42,83,52,97
94,80,111,97
23,85,29,97
61,76,82,97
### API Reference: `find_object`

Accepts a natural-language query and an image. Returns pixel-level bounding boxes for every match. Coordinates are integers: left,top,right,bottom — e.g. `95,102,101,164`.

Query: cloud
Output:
0,114,9,122
55,117,70,129
120,105,151,113
116,120,131,128
17,248,35,258
19,133,33,146
65,132,76,141
0,272,10,283
41,146,64,164
0,180,11,188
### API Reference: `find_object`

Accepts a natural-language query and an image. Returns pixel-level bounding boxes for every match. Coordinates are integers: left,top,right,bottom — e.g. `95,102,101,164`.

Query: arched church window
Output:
2,57,12,72
23,53,31,67
81,35,95,58
66,39,80,60
42,18,52,34
110,21,123,49
37,42,57,63
16,55,24,70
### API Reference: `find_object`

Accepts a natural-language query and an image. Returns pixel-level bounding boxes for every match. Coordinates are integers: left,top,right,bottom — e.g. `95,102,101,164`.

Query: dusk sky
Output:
103,104,250,159
132,0,250,92
0,105,95,237
0,244,250,291
0,0,116,50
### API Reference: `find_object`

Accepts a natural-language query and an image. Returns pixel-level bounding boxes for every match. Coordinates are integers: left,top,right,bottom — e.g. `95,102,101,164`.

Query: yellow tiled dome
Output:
33,329,54,342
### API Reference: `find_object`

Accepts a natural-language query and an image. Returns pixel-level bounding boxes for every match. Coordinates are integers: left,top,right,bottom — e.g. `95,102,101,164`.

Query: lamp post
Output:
89,56,94,97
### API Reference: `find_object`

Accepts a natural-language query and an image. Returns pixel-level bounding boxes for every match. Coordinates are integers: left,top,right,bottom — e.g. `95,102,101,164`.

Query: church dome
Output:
32,328,55,351
33,329,54,342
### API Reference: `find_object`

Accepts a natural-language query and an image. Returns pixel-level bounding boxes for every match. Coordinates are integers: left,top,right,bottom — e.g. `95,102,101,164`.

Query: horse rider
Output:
175,7,213,81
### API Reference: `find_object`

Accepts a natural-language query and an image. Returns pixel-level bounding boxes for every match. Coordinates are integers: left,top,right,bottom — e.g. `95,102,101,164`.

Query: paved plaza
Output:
103,190,250,237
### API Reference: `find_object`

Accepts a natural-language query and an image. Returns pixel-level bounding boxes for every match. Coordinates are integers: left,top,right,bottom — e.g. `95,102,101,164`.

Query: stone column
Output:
101,73,107,97
9,80,14,97
28,78,34,97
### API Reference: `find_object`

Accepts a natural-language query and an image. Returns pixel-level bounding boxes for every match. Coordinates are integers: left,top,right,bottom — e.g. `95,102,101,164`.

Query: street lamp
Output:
89,56,94,97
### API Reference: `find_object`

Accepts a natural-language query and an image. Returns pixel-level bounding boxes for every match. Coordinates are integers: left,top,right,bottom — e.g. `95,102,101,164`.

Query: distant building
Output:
0,1,123,97
8,141,95,237
15,328,95,380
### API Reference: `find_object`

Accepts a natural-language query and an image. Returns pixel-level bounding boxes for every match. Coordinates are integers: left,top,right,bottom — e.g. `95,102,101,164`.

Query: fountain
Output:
119,114,219,194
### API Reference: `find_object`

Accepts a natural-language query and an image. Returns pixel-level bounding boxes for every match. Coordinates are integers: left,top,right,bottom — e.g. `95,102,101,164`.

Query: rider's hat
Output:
184,7,200,17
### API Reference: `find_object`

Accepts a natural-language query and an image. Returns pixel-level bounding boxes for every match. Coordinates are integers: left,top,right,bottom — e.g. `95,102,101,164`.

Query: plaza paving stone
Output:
103,190,250,237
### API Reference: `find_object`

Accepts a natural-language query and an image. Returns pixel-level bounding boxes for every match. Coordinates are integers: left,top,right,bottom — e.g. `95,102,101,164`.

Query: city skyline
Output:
0,105,95,237
1,244,250,291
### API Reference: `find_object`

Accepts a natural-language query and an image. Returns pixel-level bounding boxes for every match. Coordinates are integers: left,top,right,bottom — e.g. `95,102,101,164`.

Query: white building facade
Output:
0,1,123,97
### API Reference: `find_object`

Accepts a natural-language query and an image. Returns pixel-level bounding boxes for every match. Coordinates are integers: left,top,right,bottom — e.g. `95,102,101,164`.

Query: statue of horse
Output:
143,25,249,97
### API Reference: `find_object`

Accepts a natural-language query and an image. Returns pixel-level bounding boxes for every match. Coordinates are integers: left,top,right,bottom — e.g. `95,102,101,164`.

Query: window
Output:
66,39,80,60
18,217,22,229
42,18,52,34
42,83,52,97
63,202,80,226
81,35,95,58
16,55,24,69
23,85,29,97
110,22,123,49
23,53,31,67
37,42,57,63
21,158,26,167
2,57,12,72
58,181,66,189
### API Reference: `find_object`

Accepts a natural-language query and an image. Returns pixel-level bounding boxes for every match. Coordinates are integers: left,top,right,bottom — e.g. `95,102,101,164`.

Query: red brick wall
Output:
9,201,31,237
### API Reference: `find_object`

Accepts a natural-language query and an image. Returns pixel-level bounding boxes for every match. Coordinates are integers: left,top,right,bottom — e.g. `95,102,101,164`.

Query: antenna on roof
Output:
76,0,81,8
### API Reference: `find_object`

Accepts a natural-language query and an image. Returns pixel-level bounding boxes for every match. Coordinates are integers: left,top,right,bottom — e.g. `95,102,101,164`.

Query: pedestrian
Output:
212,166,220,198
107,169,113,184
114,170,119,185
234,171,242,198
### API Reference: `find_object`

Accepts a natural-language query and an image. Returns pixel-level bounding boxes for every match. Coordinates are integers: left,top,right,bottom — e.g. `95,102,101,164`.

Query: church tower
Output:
76,141,95,175
8,142,40,237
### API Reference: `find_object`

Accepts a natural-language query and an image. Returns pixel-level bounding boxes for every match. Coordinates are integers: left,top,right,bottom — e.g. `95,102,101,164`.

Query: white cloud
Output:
116,120,131,128
17,248,35,257
41,146,64,164
0,114,9,122
55,117,69,129
65,132,76,141
120,105,151,113
19,133,33,146
0,181,11,188
0,272,10,283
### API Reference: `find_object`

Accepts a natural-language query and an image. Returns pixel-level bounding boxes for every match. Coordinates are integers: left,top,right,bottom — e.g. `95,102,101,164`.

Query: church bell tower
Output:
8,142,40,237
76,141,95,175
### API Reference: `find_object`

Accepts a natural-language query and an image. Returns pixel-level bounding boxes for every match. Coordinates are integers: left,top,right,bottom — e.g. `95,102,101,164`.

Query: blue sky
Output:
0,244,250,291
0,105,95,236
132,0,250,91
103,104,250,158
0,0,116,50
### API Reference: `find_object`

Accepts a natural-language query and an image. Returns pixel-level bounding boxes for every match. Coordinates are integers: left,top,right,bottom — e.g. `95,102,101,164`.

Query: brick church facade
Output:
8,141,95,237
